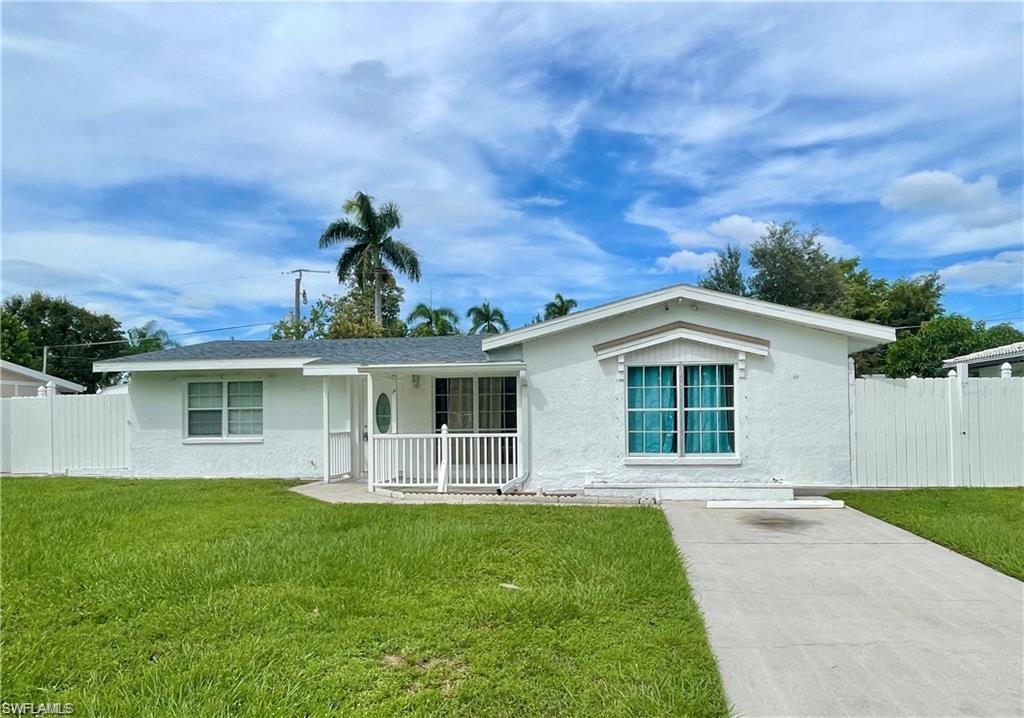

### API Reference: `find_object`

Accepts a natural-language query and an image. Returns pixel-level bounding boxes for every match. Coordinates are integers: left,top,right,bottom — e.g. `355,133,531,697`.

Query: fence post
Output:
847,358,857,486
45,381,56,475
437,424,449,493
1000,362,1013,379
946,369,960,486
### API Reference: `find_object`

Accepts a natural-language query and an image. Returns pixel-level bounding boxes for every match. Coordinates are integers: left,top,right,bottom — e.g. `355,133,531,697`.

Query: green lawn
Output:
830,488,1024,580
0,479,727,717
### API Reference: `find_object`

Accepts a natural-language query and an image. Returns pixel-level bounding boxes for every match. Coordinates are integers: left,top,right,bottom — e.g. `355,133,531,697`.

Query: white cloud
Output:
655,250,718,274
516,196,566,208
707,215,769,247
939,251,1024,292
879,171,1022,257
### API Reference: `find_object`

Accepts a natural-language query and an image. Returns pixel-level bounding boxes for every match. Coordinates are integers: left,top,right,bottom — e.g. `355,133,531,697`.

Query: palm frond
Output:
336,244,369,283
381,238,422,282
377,202,403,233
319,219,365,249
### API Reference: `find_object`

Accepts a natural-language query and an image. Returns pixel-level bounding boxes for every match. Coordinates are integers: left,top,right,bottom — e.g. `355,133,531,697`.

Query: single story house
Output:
0,360,85,398
93,284,895,499
943,342,1024,378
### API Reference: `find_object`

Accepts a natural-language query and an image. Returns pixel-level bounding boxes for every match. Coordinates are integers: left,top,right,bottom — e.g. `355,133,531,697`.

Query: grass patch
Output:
830,488,1024,580
1,478,727,717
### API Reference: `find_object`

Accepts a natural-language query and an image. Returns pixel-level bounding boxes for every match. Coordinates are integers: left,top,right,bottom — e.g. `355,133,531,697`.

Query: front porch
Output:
311,361,526,493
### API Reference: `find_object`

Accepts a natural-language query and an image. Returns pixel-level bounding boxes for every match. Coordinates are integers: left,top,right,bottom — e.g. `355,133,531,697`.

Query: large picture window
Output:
186,380,263,438
434,376,517,433
626,364,735,457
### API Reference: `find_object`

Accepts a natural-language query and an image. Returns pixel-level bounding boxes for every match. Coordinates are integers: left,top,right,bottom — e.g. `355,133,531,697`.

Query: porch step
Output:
705,498,844,509
582,482,794,502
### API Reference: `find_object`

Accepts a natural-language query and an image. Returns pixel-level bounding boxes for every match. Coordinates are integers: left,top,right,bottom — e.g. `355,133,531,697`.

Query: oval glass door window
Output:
375,393,391,433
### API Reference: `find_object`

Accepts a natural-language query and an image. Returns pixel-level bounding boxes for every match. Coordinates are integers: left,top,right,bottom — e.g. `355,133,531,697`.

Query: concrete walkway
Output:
664,503,1024,718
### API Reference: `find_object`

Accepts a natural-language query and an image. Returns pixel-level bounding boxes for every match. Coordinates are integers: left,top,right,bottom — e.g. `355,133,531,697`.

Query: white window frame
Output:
623,361,741,466
182,379,264,444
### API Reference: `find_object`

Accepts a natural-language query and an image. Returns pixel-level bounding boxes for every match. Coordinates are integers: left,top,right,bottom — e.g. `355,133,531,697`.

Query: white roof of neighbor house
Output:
943,342,1024,368
483,284,896,352
0,359,86,393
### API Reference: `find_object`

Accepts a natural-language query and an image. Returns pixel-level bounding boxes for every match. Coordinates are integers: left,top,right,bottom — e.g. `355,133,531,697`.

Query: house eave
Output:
93,358,320,373
356,361,526,375
0,360,85,392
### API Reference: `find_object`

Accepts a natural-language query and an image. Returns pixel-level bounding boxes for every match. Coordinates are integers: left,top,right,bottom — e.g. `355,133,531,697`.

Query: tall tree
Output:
0,311,34,366
699,244,747,296
543,293,577,320
407,303,460,337
270,277,407,340
466,302,510,334
2,292,125,392
318,191,421,325
747,222,846,312
884,315,1024,378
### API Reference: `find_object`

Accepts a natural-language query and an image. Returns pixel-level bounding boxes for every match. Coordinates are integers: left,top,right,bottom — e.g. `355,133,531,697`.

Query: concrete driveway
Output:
664,503,1023,718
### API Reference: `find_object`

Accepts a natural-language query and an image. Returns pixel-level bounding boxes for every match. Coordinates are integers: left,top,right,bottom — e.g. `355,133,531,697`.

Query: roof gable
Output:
483,284,895,351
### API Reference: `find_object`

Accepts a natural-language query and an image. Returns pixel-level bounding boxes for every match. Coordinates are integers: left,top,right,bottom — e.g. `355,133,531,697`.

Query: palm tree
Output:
466,301,510,334
126,321,178,354
319,191,422,325
543,293,577,320
408,303,460,336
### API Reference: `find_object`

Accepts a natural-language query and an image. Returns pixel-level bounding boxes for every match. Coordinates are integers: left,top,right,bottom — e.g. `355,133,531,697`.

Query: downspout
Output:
497,368,530,494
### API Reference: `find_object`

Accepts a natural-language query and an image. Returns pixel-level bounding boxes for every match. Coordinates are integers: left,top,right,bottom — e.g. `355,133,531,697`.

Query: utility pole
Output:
283,269,331,338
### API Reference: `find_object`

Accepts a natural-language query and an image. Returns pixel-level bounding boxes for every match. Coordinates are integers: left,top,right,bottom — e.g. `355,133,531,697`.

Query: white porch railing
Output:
328,430,352,478
373,426,518,490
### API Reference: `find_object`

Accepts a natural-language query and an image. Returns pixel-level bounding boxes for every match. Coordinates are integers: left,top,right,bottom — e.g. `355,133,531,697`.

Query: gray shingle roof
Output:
113,336,496,366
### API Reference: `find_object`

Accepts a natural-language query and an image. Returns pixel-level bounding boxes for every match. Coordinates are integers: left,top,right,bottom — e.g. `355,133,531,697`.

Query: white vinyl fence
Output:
851,373,1024,487
0,389,131,475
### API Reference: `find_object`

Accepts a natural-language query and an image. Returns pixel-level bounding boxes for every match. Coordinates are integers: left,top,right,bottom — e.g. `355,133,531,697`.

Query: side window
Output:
186,380,263,438
187,382,223,437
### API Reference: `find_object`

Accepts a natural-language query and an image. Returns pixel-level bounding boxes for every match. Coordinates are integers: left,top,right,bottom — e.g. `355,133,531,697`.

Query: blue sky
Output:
3,3,1022,342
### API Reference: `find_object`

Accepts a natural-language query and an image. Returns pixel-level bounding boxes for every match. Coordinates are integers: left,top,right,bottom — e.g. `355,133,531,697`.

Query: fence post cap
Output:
1000,362,1013,378
947,369,958,378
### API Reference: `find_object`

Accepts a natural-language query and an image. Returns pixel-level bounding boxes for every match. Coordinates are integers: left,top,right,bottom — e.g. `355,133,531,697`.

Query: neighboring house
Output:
0,360,85,398
943,342,1024,378
93,284,895,499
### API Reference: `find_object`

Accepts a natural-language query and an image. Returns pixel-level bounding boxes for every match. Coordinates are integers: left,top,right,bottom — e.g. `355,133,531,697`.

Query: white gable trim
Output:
482,284,895,350
595,326,769,361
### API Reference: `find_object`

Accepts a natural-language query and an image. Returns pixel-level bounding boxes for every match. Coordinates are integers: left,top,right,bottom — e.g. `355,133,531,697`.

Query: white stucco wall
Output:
129,369,328,478
521,301,854,489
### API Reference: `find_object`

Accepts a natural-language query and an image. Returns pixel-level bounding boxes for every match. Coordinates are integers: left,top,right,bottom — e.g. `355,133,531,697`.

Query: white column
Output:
321,377,329,484
366,372,375,492
391,375,398,434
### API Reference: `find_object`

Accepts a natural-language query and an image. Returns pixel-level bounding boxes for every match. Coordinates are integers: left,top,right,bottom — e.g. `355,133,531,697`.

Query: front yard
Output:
830,487,1024,580
0,478,727,717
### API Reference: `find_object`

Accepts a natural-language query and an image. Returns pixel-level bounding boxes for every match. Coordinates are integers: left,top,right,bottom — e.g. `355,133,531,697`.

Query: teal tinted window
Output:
683,365,735,454
626,365,677,454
